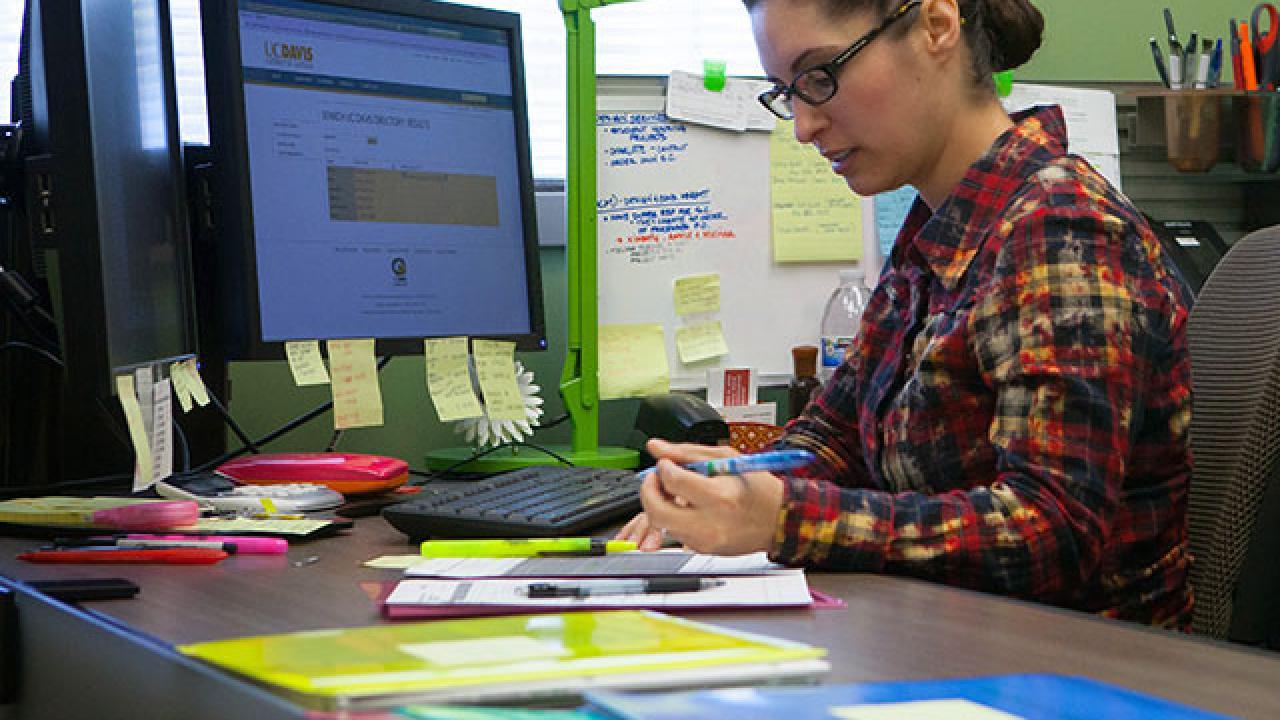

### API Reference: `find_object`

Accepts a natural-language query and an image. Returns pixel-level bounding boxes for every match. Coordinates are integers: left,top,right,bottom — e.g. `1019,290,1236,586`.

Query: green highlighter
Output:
419,537,637,558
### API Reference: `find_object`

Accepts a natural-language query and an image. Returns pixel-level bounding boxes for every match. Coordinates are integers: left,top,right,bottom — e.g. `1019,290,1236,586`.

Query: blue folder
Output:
583,674,1236,720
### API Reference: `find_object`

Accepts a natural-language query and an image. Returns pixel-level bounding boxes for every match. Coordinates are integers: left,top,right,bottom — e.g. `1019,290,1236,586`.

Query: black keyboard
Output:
382,465,641,539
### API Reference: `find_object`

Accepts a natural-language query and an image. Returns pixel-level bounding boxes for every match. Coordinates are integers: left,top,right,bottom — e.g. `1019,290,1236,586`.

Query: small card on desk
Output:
404,550,784,579
383,571,813,619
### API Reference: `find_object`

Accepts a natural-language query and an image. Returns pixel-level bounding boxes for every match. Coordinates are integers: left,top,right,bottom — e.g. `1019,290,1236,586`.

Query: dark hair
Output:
744,0,1044,85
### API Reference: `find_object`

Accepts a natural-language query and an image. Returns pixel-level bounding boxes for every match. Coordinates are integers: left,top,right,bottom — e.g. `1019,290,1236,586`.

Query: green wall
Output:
225,247,645,466
223,0,1252,467
1021,1,1253,83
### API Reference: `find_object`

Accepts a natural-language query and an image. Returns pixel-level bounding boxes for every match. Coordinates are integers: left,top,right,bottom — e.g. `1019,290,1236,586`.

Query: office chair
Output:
1185,225,1280,642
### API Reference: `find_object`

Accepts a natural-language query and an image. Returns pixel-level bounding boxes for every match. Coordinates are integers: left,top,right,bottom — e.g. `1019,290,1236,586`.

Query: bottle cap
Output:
791,345,818,378
838,267,864,285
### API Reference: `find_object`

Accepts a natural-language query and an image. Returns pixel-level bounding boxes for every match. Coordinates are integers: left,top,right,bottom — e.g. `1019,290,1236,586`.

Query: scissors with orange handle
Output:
1251,3,1279,90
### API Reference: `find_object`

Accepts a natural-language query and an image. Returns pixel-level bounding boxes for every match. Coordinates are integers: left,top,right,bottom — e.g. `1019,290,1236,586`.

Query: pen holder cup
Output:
1233,93,1280,173
1164,92,1221,173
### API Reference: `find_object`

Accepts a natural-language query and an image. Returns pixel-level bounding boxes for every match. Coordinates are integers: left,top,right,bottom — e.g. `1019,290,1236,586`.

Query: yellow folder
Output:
178,610,827,710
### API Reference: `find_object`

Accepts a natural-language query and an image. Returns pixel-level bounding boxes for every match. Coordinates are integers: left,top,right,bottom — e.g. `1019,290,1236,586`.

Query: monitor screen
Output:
201,0,545,358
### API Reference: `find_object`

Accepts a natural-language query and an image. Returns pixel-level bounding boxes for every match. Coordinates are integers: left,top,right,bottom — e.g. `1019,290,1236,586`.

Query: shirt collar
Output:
898,105,1069,292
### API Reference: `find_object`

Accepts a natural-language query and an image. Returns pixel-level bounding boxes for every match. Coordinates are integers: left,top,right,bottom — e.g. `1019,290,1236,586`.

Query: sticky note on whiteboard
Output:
599,324,669,400
673,273,721,316
675,321,729,364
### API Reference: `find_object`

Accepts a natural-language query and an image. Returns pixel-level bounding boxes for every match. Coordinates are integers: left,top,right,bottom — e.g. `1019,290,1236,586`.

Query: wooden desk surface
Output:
2,517,1279,718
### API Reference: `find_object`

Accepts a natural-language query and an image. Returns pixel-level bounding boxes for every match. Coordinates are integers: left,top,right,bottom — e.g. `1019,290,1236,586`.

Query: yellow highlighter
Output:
420,538,637,558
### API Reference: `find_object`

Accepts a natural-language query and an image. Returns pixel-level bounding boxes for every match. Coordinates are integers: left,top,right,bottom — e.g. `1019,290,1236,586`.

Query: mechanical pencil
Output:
523,576,726,598
1149,37,1170,88
420,537,638,558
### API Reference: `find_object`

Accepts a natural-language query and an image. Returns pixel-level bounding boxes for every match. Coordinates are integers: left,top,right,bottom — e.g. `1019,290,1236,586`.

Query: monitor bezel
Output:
200,0,548,361
22,0,198,400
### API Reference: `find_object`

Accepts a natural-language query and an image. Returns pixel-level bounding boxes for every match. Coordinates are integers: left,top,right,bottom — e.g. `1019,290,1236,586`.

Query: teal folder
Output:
583,674,1235,719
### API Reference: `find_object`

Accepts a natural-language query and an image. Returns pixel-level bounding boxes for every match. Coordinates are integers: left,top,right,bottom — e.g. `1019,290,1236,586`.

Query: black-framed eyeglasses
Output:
758,0,922,120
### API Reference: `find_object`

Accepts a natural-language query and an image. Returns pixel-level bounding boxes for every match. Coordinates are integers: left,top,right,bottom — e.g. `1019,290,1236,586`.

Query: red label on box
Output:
723,368,751,406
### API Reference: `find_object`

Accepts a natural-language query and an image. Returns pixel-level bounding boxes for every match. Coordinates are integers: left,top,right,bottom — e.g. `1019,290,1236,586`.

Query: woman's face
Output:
751,0,938,197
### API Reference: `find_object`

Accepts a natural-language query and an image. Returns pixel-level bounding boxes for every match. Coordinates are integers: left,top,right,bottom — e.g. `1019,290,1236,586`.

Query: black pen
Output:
1150,37,1171,88
53,537,237,553
523,576,726,598
1184,31,1198,87
1164,8,1178,47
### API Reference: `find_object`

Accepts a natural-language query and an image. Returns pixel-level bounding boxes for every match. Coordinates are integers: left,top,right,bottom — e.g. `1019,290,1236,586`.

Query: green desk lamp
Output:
426,0,640,471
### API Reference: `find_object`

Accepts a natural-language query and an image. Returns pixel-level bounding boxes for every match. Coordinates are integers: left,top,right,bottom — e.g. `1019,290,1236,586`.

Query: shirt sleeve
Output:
769,198,1184,603
776,348,874,490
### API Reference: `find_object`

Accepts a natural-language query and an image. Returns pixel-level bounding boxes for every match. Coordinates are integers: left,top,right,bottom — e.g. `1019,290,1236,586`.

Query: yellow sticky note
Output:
673,273,721,316
180,359,211,407
471,339,525,422
675,321,729,364
326,338,384,429
599,324,670,400
770,121,863,263
115,374,154,492
285,341,331,386
169,362,194,413
424,337,483,422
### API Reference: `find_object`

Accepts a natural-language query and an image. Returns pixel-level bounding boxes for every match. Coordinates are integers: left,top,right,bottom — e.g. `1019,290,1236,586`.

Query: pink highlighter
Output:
92,501,200,530
125,534,288,555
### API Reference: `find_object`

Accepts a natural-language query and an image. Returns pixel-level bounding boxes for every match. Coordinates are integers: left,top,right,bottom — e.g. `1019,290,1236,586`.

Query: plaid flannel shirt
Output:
774,106,1194,628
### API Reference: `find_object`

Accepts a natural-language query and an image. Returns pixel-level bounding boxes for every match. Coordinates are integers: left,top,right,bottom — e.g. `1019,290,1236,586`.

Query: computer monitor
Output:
1,0,198,485
198,0,546,360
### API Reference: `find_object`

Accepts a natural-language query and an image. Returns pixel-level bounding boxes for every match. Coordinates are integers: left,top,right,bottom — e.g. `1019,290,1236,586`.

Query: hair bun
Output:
981,0,1044,71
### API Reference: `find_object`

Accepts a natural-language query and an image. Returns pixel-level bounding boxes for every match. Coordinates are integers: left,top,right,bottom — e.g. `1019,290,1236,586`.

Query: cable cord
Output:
426,439,576,480
0,340,62,367
194,354,393,472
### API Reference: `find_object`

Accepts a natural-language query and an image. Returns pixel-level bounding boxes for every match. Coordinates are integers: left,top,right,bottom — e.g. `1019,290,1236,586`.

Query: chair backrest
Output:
1185,225,1280,639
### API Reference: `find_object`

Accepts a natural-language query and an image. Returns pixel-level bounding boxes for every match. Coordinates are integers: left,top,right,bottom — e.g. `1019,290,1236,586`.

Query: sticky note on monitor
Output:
172,359,210,408
424,337,483,422
116,374,154,492
472,339,526,422
285,340,331,386
327,338,384,429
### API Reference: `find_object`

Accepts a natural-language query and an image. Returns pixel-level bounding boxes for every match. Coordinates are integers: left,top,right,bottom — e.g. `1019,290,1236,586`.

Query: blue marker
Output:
641,449,816,478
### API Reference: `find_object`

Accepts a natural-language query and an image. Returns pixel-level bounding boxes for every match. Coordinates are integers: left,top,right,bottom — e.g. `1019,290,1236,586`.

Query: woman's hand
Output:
614,439,739,550
623,438,784,557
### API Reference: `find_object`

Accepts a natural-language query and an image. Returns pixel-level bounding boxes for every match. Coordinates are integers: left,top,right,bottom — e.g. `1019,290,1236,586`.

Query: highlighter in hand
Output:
641,449,816,479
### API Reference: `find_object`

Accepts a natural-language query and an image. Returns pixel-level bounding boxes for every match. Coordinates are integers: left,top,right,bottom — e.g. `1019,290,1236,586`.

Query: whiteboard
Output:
596,77,878,388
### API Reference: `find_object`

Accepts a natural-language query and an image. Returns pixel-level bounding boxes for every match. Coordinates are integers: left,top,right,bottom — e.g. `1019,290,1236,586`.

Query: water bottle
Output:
819,268,869,384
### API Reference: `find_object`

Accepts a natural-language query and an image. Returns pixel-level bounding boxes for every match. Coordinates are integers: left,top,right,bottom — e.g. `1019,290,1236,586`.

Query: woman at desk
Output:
618,0,1194,629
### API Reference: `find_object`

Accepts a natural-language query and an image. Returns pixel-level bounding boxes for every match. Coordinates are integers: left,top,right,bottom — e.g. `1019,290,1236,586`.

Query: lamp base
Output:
423,445,639,473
